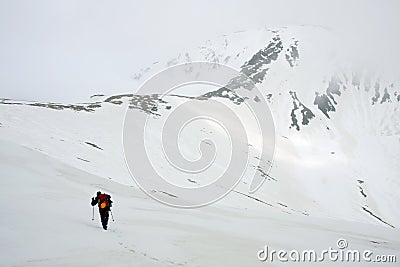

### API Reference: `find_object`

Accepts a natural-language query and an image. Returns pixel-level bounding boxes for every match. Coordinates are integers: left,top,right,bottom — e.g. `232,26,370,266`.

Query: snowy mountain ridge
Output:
1,26,399,227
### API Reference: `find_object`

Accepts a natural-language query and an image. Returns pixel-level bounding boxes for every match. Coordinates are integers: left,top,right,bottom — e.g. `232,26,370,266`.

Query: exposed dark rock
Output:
77,157,90,163
290,100,300,131
90,94,105,98
85,142,103,151
159,191,178,198
87,103,102,109
202,87,246,105
290,91,315,130
380,88,391,104
358,186,367,198
278,202,288,208
254,165,277,181
104,94,134,104
285,40,299,67
372,81,380,105
239,36,283,85
362,206,395,228
314,92,335,118
233,190,273,207
29,103,96,112
326,75,342,104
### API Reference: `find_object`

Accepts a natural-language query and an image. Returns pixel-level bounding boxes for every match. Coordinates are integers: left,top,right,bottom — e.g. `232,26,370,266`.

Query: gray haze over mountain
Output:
0,0,399,102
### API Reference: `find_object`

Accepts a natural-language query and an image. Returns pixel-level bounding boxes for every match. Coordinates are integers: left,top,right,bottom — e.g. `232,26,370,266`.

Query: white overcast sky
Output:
0,0,399,102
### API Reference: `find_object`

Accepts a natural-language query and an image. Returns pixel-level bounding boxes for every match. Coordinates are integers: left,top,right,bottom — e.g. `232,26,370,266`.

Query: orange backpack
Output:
98,194,110,209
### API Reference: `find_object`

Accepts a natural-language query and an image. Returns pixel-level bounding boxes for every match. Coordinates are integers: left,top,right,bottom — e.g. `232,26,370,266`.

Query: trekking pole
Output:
92,206,94,221
110,210,115,222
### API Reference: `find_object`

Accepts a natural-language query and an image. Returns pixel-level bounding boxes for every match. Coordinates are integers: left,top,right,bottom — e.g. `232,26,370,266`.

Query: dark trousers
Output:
99,209,109,230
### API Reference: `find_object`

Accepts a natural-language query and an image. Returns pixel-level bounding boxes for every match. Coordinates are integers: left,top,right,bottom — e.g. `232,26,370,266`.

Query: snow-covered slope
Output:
0,26,399,266
1,140,399,266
